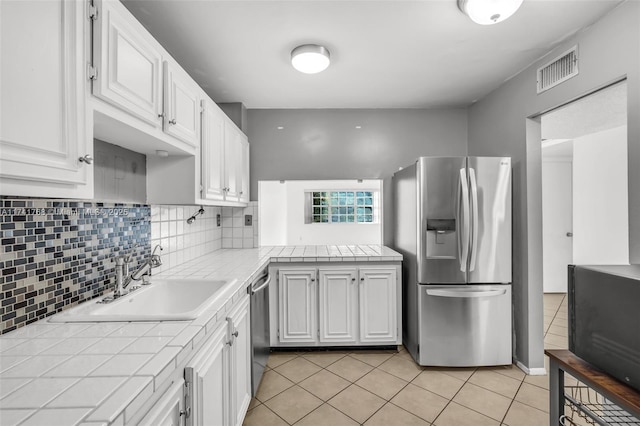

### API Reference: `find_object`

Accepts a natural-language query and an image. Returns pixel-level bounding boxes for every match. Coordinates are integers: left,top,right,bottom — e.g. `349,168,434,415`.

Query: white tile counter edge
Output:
0,245,402,425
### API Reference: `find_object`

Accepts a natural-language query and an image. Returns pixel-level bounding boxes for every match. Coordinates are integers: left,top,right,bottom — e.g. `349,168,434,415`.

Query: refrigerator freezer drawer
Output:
418,285,512,367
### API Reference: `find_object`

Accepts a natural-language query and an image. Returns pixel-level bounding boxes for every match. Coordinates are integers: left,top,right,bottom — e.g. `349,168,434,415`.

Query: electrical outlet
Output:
216,214,221,227
245,215,253,226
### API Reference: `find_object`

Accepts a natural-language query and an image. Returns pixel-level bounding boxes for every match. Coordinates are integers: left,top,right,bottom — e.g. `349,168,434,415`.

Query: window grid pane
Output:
312,191,374,223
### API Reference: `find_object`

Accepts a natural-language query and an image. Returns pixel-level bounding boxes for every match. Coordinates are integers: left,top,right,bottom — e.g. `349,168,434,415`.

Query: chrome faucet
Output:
113,245,163,298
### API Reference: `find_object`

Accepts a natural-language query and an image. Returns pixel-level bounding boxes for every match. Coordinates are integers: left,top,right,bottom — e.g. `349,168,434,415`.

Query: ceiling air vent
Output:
537,46,579,94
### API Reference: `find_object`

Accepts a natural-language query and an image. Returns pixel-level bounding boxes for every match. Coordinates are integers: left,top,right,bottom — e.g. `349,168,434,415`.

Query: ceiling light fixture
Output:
291,44,330,74
458,0,523,25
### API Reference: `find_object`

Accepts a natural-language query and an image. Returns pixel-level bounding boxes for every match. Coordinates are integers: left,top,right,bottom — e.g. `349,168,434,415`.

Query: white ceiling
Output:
122,0,623,109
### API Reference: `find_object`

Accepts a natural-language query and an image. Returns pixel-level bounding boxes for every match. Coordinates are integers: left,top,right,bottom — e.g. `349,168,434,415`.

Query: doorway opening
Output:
540,80,629,349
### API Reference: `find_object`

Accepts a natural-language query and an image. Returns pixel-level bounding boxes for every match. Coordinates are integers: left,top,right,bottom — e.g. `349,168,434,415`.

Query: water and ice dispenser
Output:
426,219,456,259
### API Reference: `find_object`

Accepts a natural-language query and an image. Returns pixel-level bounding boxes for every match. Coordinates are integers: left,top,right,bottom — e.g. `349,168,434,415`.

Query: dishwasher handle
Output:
249,273,271,295
426,288,506,298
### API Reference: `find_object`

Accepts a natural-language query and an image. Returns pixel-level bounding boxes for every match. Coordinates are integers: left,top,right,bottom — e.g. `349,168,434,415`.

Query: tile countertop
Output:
0,245,402,426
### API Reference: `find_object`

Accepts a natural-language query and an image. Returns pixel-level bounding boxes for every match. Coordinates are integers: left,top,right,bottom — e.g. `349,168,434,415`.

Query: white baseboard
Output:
516,360,547,376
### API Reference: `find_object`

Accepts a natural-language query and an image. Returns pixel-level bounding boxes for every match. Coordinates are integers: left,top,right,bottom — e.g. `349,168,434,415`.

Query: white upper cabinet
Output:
0,0,92,198
201,99,226,202
92,0,163,128
198,100,250,205
91,0,201,156
223,123,250,203
163,61,200,147
239,134,250,204
224,125,241,202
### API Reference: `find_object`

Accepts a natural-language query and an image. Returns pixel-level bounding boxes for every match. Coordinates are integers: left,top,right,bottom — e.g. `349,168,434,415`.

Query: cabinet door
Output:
0,0,91,197
279,268,317,343
223,123,241,202
227,295,251,426
163,61,200,147
201,99,226,201
139,379,184,426
359,267,398,343
93,0,163,127
185,323,228,426
319,268,358,343
238,135,250,203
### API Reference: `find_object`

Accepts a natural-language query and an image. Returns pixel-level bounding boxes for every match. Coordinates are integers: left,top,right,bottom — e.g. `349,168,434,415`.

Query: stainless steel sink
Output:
49,278,235,322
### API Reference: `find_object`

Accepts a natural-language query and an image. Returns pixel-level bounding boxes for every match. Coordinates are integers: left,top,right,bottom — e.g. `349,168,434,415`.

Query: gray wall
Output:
94,140,146,204
467,1,640,370
219,102,248,133
247,108,468,193
247,108,468,244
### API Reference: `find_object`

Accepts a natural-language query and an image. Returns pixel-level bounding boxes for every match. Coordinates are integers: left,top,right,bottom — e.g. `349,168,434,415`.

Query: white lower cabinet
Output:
273,264,401,347
184,293,251,426
319,268,358,344
278,268,317,343
358,267,398,343
139,379,186,426
228,295,252,426
185,324,227,426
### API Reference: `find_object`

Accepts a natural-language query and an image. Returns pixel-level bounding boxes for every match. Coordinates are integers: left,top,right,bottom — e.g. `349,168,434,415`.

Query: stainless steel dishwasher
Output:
248,268,271,396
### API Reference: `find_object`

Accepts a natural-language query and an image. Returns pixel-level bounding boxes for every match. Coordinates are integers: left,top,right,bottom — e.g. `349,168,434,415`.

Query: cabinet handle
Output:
78,155,93,164
232,330,239,338
239,191,243,195
179,407,191,417
158,113,165,119
169,119,177,125
351,277,356,283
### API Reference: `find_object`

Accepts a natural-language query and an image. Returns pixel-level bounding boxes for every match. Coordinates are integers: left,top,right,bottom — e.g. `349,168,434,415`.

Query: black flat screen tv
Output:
568,264,640,392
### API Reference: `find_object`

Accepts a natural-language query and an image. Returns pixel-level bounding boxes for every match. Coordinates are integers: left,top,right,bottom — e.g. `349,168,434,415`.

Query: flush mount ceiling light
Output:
291,44,330,74
458,0,523,25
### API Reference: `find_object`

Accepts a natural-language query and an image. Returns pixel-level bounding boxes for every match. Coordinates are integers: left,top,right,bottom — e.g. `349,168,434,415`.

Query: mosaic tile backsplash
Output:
1,198,255,334
0,199,151,334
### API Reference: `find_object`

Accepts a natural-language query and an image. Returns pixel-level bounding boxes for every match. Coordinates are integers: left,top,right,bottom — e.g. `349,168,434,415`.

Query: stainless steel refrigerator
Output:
393,156,512,366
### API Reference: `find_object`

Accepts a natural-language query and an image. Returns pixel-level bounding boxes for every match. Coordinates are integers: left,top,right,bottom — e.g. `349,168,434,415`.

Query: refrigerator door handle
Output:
457,168,470,272
468,168,479,272
426,288,507,298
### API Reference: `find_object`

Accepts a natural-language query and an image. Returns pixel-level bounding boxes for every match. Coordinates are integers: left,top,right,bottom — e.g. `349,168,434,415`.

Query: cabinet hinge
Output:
88,2,98,21
317,329,320,338
87,65,98,81
182,380,192,418
277,329,280,339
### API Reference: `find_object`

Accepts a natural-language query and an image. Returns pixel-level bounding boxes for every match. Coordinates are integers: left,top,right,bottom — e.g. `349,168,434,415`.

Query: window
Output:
306,191,376,223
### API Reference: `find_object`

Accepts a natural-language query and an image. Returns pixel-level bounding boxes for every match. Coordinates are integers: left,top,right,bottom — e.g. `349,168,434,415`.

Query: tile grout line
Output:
264,349,409,425
499,375,527,425
257,347,553,426
429,366,479,426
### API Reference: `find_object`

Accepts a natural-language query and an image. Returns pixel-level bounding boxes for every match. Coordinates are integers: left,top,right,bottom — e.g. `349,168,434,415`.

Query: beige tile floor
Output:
244,294,569,426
